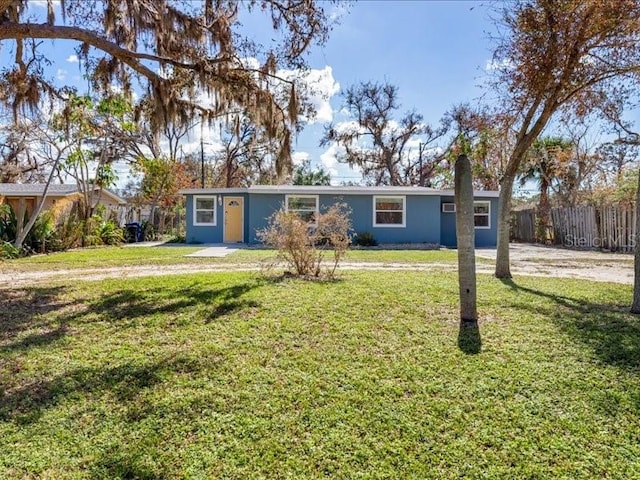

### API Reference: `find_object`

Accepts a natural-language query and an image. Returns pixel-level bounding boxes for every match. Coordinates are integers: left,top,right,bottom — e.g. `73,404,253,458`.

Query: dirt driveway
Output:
476,244,632,285
0,244,633,287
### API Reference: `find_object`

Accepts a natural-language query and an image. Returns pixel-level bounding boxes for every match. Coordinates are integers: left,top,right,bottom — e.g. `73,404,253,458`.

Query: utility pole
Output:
418,142,426,187
200,126,205,188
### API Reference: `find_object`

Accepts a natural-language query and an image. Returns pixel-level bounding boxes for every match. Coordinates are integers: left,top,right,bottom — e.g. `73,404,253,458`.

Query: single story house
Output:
0,183,127,221
179,185,499,247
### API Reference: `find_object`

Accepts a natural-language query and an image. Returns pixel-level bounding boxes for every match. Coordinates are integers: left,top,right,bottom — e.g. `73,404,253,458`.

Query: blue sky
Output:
293,0,496,182
6,0,500,186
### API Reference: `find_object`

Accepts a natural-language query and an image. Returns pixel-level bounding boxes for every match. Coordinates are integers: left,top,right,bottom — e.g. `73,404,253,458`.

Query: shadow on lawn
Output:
0,286,79,353
84,280,262,325
458,321,481,355
0,355,201,425
500,278,640,372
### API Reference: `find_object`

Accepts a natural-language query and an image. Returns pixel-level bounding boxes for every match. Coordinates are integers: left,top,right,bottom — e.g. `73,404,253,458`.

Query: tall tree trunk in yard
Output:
631,167,640,313
537,174,550,244
455,154,477,324
495,174,516,279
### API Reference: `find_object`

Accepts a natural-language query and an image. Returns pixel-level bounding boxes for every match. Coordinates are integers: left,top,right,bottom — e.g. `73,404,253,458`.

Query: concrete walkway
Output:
184,245,241,257
123,241,242,258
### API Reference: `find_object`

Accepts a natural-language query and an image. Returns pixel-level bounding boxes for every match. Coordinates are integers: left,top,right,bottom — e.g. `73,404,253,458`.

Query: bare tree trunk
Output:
538,176,551,243
631,167,640,313
455,154,477,324
14,159,59,249
495,175,515,279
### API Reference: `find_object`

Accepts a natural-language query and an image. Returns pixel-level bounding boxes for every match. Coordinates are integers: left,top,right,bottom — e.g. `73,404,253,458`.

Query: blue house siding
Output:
185,192,250,244
181,187,499,247
347,194,440,244
440,195,498,247
248,193,286,243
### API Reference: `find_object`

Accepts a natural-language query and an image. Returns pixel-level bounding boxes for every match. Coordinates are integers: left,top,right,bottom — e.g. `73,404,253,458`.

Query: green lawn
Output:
1,270,638,478
2,245,470,273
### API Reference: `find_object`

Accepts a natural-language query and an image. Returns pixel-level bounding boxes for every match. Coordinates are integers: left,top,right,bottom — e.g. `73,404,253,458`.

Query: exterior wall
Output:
185,194,222,243
440,195,498,247
245,193,441,245
183,190,498,247
185,193,250,244
244,193,441,245
248,193,285,243
5,196,65,217
5,194,120,218
322,194,441,245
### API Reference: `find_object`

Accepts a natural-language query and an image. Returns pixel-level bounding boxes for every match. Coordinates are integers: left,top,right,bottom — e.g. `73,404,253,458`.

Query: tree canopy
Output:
489,0,640,278
0,0,336,178
321,81,448,186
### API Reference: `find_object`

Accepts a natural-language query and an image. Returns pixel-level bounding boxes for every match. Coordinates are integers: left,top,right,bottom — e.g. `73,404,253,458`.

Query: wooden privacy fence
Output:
511,209,537,243
511,204,636,252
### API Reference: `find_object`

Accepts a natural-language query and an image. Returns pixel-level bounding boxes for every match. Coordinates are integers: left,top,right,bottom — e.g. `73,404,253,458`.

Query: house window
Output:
373,196,405,227
285,195,319,223
474,201,490,229
442,203,456,213
194,195,216,226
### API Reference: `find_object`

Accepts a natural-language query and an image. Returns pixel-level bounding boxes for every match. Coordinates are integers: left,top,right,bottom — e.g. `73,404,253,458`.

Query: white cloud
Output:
485,57,515,71
300,66,340,123
30,0,60,8
279,65,340,124
292,151,309,166
334,120,363,135
178,123,223,158
320,143,341,175
66,54,79,63
56,68,66,81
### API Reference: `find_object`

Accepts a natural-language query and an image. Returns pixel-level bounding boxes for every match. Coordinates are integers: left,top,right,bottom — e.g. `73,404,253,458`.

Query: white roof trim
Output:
179,186,499,197
0,183,127,204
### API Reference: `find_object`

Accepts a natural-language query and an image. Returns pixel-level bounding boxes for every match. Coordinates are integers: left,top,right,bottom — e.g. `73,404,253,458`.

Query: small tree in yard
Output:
632,167,640,314
258,203,352,278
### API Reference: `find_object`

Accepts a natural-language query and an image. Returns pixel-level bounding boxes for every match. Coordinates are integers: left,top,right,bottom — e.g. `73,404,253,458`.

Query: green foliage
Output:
610,168,637,204
0,204,56,254
0,203,16,242
25,211,56,253
141,221,158,241
86,216,124,246
292,159,331,185
96,220,125,246
0,241,20,259
352,231,378,247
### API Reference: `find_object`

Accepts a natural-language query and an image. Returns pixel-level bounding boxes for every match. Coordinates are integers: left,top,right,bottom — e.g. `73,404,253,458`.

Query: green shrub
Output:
97,220,125,245
26,211,55,253
50,215,83,251
0,241,20,259
0,203,17,242
353,231,378,247
141,221,158,241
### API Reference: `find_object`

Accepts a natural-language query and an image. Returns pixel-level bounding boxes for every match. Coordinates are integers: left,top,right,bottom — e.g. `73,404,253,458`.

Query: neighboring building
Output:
0,183,127,221
180,186,499,247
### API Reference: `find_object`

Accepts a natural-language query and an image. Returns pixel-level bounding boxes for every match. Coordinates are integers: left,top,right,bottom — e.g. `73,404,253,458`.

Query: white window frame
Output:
474,201,491,229
193,195,217,226
442,203,456,213
285,194,319,224
373,195,406,228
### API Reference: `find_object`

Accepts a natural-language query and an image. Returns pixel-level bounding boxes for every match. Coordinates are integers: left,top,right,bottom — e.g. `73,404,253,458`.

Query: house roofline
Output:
179,186,500,198
0,183,127,205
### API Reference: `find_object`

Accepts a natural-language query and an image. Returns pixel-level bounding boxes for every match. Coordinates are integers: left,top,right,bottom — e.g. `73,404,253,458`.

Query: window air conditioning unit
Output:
442,203,456,213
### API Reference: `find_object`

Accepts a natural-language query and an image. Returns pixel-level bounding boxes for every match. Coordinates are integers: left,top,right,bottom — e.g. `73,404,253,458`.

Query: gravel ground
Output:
0,243,633,288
